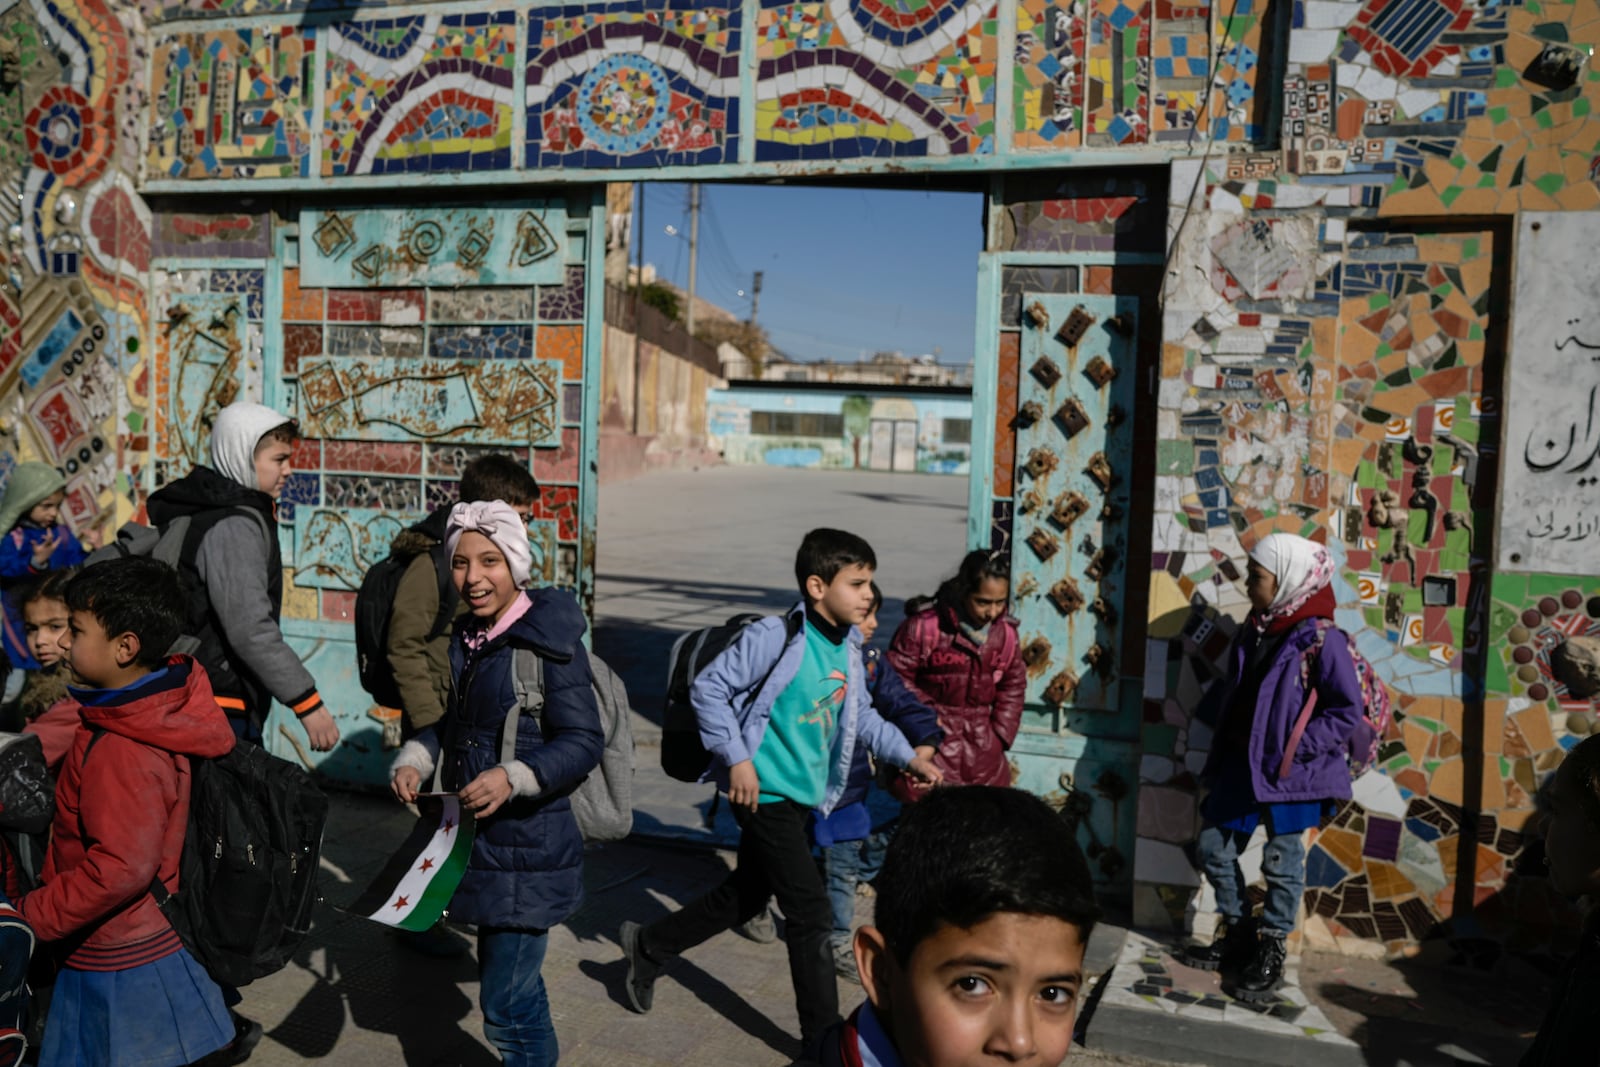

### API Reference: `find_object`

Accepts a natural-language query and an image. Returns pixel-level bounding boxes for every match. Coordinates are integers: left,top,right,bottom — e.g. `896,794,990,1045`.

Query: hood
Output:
389,505,453,560
503,587,589,662
210,401,293,491
69,657,236,759
20,665,71,721
148,464,272,527
0,462,67,535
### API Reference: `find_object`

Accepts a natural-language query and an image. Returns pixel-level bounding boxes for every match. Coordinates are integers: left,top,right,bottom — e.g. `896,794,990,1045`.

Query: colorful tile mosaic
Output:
1083,0,1150,144
755,0,996,159
323,13,516,178
526,1,740,168
1015,0,1087,148
149,27,314,179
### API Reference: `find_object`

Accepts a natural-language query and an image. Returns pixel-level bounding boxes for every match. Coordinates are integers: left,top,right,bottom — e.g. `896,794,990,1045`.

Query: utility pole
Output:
631,182,645,434
750,270,763,327
686,183,700,337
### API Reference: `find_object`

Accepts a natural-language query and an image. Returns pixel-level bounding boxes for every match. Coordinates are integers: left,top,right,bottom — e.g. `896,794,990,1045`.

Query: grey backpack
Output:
507,647,634,841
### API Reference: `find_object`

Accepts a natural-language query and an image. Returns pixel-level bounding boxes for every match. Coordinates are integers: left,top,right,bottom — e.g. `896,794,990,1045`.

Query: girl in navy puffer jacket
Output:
392,500,602,1067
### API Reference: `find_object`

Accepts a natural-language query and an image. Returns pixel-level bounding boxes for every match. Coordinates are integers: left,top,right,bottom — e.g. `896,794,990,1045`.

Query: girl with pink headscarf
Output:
1180,533,1365,1002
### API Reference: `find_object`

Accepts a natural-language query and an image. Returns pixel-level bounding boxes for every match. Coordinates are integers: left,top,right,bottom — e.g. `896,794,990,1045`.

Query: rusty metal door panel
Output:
1012,294,1138,713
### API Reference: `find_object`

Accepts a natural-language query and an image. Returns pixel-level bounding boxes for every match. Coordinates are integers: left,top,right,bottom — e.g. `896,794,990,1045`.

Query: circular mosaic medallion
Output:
26,87,90,175
577,53,670,156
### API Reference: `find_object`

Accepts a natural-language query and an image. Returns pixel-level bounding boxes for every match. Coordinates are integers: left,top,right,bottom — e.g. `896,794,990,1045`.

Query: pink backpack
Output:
1278,619,1393,782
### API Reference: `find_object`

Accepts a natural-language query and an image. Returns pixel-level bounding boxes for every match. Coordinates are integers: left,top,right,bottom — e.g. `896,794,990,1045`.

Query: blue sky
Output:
636,182,984,367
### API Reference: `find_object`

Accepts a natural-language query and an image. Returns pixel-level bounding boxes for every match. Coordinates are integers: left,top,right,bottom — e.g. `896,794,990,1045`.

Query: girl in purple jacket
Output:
1183,533,1364,1001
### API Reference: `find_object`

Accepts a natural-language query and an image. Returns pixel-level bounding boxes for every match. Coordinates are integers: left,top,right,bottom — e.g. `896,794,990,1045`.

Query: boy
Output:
386,453,540,739
830,785,1100,1067
146,401,339,752
619,528,943,1059
813,581,941,982
18,558,237,1065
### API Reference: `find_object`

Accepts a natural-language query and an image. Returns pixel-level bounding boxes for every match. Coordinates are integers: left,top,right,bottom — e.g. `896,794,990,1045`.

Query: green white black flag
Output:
348,796,475,932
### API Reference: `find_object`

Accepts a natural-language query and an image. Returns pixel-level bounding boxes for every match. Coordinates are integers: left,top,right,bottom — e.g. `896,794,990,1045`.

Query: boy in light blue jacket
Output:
618,528,942,1060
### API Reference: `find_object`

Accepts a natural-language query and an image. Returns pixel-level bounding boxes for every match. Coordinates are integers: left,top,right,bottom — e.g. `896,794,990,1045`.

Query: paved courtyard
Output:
224,466,1543,1066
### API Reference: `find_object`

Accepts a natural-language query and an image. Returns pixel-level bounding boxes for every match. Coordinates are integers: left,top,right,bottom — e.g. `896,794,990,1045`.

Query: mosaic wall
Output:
6,0,1600,954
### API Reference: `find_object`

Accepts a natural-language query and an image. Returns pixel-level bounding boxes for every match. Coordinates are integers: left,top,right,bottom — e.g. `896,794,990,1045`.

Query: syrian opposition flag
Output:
348,796,475,931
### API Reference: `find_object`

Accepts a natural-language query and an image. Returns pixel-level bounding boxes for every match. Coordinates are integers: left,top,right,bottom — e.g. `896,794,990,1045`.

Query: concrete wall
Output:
708,386,973,475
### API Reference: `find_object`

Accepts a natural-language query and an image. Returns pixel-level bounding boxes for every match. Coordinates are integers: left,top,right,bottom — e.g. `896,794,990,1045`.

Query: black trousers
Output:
640,798,840,1051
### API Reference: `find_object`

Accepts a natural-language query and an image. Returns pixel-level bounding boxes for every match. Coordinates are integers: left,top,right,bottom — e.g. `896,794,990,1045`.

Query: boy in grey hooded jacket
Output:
145,401,339,751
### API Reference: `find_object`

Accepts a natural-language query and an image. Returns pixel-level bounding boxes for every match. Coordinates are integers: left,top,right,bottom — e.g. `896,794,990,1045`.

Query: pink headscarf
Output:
446,501,533,589
1248,533,1334,632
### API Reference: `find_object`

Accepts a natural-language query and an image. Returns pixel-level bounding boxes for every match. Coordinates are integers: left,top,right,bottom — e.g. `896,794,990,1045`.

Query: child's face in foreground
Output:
962,576,1009,628
253,437,294,498
1543,757,1600,897
26,491,64,528
61,609,135,689
1245,559,1278,613
808,563,876,628
453,530,520,623
24,597,69,667
860,913,1085,1067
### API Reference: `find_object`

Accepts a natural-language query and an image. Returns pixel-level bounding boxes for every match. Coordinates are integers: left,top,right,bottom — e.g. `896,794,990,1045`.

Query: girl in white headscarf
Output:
390,499,602,1066
1181,533,1365,1002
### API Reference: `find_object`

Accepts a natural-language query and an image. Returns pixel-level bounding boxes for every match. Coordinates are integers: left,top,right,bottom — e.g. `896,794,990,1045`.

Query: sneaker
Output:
619,921,663,1014
1233,933,1287,1003
1179,917,1256,973
196,1014,263,1065
733,905,778,944
832,942,860,984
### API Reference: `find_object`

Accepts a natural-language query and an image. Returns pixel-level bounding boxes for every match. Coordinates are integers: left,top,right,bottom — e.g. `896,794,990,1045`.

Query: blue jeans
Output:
1194,824,1306,937
478,927,556,1066
822,831,889,950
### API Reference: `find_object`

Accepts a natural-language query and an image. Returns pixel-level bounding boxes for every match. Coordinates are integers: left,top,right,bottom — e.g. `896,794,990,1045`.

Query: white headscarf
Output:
447,501,533,589
210,401,294,491
1249,533,1334,628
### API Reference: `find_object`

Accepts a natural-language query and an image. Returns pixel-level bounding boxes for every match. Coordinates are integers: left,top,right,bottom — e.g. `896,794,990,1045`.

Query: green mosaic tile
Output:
1534,169,1563,191
1530,573,1579,596
1370,293,1392,310
1365,607,1386,630
1157,439,1194,474
1424,759,1442,773
1463,237,1481,258
1387,753,1415,770
1485,653,1509,695
1412,716,1445,734
1358,461,1383,489
1500,756,1512,778
1445,607,1465,635
1404,587,1424,612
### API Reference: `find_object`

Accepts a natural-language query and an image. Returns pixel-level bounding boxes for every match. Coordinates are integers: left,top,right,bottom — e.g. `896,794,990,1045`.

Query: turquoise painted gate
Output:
971,273,1151,909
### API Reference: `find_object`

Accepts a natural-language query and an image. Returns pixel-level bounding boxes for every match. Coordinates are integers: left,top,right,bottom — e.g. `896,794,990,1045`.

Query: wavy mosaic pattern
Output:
755,0,996,159
526,1,740,168
323,12,516,177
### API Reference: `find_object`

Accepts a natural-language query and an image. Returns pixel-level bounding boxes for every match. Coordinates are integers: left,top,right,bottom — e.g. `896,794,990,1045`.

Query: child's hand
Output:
904,755,943,787
727,760,761,811
460,767,513,818
30,530,60,567
392,766,422,804
300,707,341,751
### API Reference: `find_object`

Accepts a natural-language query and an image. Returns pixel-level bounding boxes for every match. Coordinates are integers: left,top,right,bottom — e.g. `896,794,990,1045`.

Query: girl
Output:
1182,532,1364,1001
1525,733,1600,1065
0,464,87,687
886,549,1024,791
390,500,602,1067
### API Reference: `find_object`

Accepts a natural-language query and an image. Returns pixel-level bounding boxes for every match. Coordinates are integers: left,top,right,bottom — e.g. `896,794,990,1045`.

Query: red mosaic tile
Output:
323,590,356,622
292,438,322,471
322,440,423,475
533,426,581,485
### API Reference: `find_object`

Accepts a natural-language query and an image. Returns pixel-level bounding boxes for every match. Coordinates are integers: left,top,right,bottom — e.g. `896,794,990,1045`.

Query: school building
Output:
2,0,1597,961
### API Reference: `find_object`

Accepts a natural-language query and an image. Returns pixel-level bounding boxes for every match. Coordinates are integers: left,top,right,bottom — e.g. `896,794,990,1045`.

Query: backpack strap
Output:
1277,620,1334,782
504,648,547,767
425,541,458,642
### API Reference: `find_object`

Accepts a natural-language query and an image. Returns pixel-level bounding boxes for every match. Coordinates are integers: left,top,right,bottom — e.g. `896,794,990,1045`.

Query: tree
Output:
841,394,873,468
639,282,681,321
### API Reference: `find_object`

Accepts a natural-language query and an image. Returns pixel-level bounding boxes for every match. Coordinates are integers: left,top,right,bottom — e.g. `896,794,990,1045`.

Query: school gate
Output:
4,0,1599,957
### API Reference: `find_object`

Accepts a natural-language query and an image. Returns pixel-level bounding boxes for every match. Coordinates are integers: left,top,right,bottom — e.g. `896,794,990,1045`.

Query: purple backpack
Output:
1278,619,1393,781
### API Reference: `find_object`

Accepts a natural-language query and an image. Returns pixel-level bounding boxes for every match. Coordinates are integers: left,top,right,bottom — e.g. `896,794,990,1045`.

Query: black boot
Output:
1179,917,1256,972
1233,933,1287,1002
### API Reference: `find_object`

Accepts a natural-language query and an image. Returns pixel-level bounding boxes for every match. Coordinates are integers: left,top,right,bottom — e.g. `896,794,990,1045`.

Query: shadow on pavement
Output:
565,841,803,1061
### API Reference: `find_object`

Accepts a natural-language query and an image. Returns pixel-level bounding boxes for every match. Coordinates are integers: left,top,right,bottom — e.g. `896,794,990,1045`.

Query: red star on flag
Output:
443,819,455,834
418,857,435,872
392,896,409,910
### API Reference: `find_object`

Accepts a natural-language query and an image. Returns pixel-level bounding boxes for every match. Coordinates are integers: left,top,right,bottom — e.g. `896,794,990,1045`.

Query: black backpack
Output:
354,508,457,711
88,732,328,988
661,611,801,783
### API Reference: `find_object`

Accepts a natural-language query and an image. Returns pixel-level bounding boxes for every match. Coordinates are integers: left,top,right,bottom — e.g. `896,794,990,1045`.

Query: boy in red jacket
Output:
19,558,237,1066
